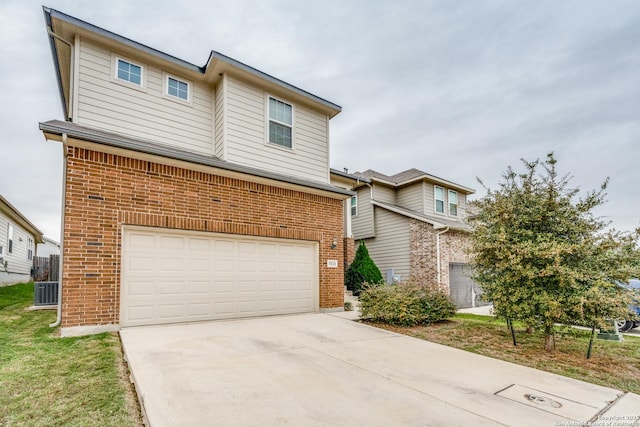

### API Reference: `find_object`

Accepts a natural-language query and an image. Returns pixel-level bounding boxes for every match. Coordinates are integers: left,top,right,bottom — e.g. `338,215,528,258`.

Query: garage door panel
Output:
121,228,318,326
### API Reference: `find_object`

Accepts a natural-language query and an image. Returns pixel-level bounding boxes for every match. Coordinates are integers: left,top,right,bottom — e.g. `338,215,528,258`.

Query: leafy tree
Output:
345,241,383,294
470,153,640,352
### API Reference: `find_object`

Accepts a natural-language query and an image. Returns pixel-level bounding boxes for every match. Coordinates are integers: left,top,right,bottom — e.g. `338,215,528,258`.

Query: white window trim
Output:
265,94,295,150
434,185,445,215
448,190,458,217
162,72,192,105
111,54,146,91
351,195,358,216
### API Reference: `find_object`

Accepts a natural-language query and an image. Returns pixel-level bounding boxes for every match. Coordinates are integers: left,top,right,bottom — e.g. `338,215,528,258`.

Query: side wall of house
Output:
60,145,344,327
438,230,472,291
372,183,395,204
397,182,424,212
223,75,329,184
409,219,438,286
352,186,374,239
0,211,34,284
364,208,411,281
75,38,215,155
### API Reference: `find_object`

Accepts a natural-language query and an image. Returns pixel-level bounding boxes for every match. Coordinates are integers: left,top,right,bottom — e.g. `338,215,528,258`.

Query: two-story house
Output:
0,194,44,286
331,168,485,308
40,8,351,335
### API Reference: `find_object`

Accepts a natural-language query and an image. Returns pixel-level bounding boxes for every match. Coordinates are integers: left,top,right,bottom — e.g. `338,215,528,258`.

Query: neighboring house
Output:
40,8,351,335
330,168,484,308
0,194,44,286
37,236,60,258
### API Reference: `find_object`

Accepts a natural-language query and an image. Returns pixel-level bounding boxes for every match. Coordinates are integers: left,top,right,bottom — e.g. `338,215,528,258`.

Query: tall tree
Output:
470,153,639,352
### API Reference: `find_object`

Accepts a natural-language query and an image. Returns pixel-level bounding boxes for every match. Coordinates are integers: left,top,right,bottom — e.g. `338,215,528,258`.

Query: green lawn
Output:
368,313,640,394
0,283,142,427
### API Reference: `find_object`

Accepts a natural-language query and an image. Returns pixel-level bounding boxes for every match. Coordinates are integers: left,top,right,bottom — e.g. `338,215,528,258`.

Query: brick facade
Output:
409,219,471,292
343,237,355,266
61,145,345,327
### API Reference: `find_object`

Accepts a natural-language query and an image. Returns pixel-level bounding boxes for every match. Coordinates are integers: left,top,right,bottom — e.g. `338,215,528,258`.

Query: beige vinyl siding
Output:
458,194,467,219
424,184,435,214
75,39,214,155
373,184,395,204
214,80,225,159
352,187,374,239
364,208,411,281
397,182,424,212
0,213,33,275
223,76,329,184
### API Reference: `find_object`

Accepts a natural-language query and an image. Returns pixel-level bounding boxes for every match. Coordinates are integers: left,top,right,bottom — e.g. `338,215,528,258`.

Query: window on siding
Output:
116,59,143,86
268,97,293,148
449,190,458,216
27,237,33,261
351,195,358,216
167,76,189,101
7,224,13,254
434,186,445,214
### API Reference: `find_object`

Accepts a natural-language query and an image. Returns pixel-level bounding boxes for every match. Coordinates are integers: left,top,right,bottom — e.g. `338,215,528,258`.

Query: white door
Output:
120,227,318,327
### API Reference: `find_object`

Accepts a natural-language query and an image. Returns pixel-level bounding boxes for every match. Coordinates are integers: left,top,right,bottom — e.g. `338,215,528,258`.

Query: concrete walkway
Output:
120,313,640,427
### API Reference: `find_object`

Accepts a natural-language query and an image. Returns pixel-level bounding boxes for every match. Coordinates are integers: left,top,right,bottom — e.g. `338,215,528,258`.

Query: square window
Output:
435,186,445,214
116,59,143,86
167,77,189,101
268,97,293,148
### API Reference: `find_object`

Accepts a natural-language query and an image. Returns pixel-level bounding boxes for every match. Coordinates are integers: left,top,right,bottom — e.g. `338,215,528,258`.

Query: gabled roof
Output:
40,120,353,199
354,168,474,194
372,200,471,232
329,168,371,184
43,7,341,120
0,195,44,244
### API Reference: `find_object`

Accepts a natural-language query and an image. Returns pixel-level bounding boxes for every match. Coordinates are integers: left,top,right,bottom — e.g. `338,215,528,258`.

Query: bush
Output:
359,281,456,326
345,241,383,294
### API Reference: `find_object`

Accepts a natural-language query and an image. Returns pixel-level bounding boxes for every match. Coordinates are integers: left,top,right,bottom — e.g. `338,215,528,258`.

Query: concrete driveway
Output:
120,313,640,427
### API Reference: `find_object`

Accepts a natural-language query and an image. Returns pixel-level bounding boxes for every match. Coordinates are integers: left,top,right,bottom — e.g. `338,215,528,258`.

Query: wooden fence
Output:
32,254,60,282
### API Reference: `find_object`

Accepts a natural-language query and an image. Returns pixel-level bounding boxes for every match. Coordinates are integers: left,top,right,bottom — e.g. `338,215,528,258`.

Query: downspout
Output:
435,226,449,286
46,28,74,121
50,133,68,328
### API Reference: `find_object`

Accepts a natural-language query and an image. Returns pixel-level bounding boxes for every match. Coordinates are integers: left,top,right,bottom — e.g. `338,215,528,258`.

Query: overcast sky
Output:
1,0,639,240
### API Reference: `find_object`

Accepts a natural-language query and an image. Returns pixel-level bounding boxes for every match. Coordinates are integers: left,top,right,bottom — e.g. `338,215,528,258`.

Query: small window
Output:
27,237,33,261
351,195,358,216
434,186,445,214
116,58,143,86
449,190,458,216
268,97,293,148
7,224,13,254
167,76,189,101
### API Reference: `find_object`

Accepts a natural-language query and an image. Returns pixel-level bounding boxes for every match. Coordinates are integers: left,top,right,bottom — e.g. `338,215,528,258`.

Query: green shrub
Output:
359,281,456,326
345,241,383,294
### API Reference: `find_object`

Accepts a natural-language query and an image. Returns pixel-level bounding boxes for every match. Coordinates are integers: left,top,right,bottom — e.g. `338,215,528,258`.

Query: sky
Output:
1,0,639,240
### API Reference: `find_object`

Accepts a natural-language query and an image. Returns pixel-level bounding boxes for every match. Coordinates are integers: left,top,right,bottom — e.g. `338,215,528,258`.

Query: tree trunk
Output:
544,333,555,352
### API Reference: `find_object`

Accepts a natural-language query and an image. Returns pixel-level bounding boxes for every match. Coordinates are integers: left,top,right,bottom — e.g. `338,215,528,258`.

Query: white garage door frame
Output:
120,225,319,327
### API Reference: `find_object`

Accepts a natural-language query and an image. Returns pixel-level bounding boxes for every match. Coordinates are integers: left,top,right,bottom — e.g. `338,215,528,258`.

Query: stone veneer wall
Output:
438,230,472,291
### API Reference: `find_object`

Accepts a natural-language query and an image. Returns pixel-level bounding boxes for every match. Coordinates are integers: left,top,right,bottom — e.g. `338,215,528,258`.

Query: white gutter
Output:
435,226,449,286
50,133,68,328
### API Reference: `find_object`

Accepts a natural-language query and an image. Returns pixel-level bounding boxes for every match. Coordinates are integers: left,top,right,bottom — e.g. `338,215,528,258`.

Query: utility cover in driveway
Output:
120,227,318,326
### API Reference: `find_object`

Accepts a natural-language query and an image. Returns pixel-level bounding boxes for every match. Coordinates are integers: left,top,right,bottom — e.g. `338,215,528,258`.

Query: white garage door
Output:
120,227,318,327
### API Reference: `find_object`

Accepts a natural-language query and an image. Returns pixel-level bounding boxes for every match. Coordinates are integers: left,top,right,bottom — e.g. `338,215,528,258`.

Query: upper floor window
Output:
116,58,143,86
167,76,189,101
351,195,358,216
7,224,13,254
268,97,293,149
448,190,458,216
434,186,445,214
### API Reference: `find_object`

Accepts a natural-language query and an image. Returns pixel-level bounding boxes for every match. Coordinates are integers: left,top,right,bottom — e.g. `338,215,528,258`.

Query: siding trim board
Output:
40,120,353,199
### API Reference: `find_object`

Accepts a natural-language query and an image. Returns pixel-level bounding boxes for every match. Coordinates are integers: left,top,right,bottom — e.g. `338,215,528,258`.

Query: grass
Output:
0,283,143,427
367,313,640,394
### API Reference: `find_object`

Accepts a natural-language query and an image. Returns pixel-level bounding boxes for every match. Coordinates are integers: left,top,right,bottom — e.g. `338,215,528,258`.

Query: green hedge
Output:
345,241,383,295
359,282,456,326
